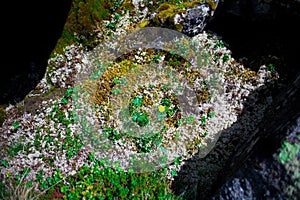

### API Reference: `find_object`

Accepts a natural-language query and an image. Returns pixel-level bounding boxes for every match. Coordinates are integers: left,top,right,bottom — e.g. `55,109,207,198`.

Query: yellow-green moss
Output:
94,60,138,104
138,20,150,28
157,3,172,12
51,0,219,56
175,24,183,32
51,0,120,56
152,3,181,26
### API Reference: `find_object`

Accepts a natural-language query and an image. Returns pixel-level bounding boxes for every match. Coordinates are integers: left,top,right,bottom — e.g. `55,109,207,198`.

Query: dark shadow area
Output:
171,70,300,199
0,1,72,105
212,156,294,199
209,71,300,200
170,1,300,199
211,118,300,200
170,79,288,199
205,1,300,83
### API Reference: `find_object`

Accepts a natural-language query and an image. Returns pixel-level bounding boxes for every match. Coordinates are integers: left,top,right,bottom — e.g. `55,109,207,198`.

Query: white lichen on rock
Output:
0,0,280,196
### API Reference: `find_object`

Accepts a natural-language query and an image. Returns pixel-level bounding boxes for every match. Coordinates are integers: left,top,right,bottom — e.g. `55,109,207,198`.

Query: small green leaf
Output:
215,40,225,48
268,64,276,71
171,170,177,176
131,96,143,107
132,112,149,127
161,98,172,107
66,88,73,97
113,77,119,84
174,157,181,165
208,111,216,118
114,13,120,21
279,141,299,164
61,97,68,104
26,181,33,188
203,131,208,137
89,152,95,162
1,160,8,167
12,122,20,129
177,119,183,126
174,132,180,139
107,22,116,28
154,55,161,61
162,85,168,91
186,116,195,123
90,70,101,80
61,185,69,193
201,116,206,124
223,53,230,62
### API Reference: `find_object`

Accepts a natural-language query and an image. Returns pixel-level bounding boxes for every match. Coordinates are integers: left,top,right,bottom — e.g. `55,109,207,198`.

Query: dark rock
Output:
206,0,300,81
169,0,300,199
215,0,300,21
149,0,219,37
179,3,215,36
213,116,300,200
0,1,72,105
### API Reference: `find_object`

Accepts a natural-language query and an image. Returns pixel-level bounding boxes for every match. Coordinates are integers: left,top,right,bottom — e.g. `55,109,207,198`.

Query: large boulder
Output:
0,0,299,199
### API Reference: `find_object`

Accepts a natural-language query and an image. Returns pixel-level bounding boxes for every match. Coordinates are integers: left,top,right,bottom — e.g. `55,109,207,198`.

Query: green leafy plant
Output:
12,121,20,129
214,40,225,48
268,63,276,71
107,22,117,29
135,132,163,153
131,112,150,127
1,160,8,168
279,141,300,164
103,126,125,141
222,53,230,62
208,111,216,118
0,167,62,200
35,155,181,200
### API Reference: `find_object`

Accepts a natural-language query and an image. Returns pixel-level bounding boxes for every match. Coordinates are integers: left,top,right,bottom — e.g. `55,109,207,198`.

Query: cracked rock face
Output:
178,4,213,36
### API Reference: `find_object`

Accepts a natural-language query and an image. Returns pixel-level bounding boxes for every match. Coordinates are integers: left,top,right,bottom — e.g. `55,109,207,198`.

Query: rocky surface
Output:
0,0,299,199
212,116,300,200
